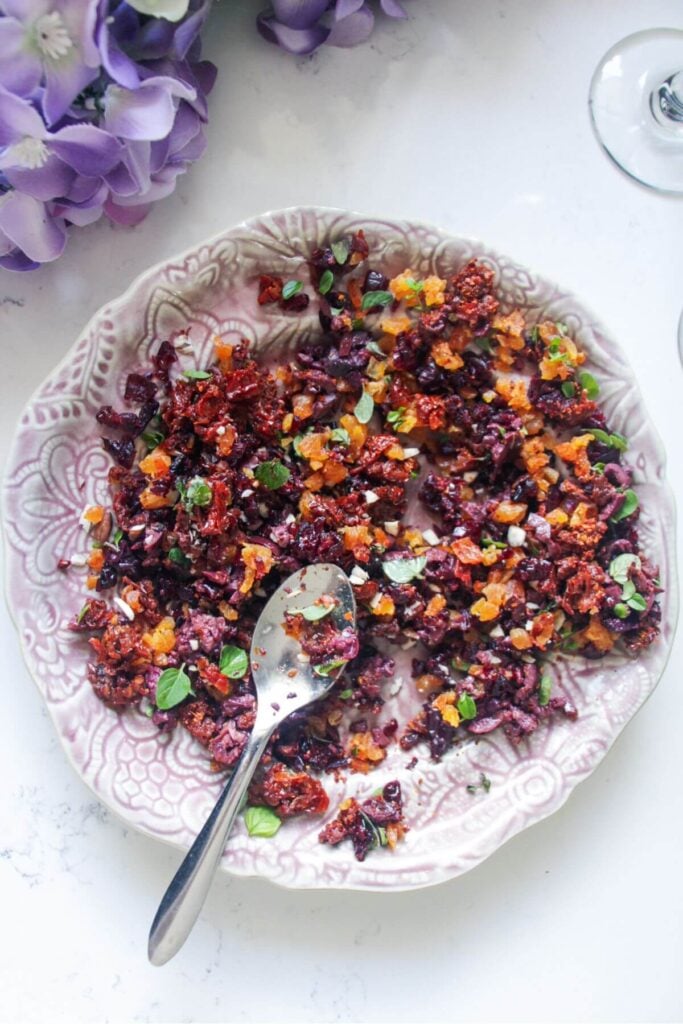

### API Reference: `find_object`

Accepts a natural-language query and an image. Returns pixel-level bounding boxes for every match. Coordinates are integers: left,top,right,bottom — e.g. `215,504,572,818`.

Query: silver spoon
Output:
147,563,356,966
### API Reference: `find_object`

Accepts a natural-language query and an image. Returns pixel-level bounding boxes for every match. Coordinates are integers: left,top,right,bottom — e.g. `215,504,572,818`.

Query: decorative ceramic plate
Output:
3,207,677,891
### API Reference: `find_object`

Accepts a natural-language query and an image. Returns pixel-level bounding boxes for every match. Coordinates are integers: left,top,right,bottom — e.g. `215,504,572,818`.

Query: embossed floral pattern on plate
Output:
2,208,677,891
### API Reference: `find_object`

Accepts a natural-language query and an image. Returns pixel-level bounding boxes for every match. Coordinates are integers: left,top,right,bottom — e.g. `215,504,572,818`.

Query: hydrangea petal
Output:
103,78,193,141
43,56,99,126
271,0,330,29
257,12,329,54
0,18,43,97
379,0,407,16
327,4,374,46
4,154,75,201
335,0,364,20
0,85,47,147
0,190,66,262
50,124,124,175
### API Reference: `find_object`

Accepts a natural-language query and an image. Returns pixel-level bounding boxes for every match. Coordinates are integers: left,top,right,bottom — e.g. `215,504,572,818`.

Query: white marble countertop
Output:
1,2,682,1021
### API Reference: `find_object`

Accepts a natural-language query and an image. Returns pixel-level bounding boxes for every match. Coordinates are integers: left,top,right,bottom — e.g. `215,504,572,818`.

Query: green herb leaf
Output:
219,645,249,679
352,317,364,330
613,603,631,619
386,406,406,428
538,674,552,706
282,279,303,301
330,428,350,445
329,307,344,318
339,688,353,699
301,602,334,622
254,459,291,490
608,552,641,585
626,592,647,613
548,337,562,354
555,322,568,335
313,658,346,677
292,434,306,457
481,773,491,793
76,603,89,624
457,694,477,720
452,657,472,673
561,382,576,398
319,269,334,295
182,369,212,380
589,428,628,452
578,370,599,400
367,341,385,358
331,239,349,265
360,290,393,311
610,489,639,523
475,336,492,354
481,536,507,550
529,326,540,342
620,579,636,601
382,555,427,584
244,805,282,838
184,476,213,508
156,665,193,710
168,546,190,568
112,527,123,547
593,462,606,474
406,277,424,293
141,429,165,449
354,390,374,424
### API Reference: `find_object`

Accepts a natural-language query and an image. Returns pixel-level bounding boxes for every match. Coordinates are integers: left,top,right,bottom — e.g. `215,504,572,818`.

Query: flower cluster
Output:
257,0,408,55
0,0,216,271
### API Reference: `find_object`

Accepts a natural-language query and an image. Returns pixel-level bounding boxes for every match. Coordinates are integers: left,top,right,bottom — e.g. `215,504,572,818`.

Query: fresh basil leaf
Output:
386,406,406,425
611,489,639,523
593,462,606,474
352,317,365,330
626,592,647,613
319,269,334,295
329,307,344,317
185,476,212,508
156,665,193,710
330,428,350,445
339,688,353,699
613,603,631,619
244,805,281,838
354,390,374,424
282,280,303,301
561,382,576,398
406,277,424,293
538,674,552,706
481,536,507,550
168,546,190,568
219,645,248,679
578,370,599,400
382,555,427,584
331,240,349,265
182,370,212,380
590,428,628,452
608,552,641,585
475,336,493,354
112,528,123,547
367,340,385,358
457,694,477,720
254,459,291,490
313,658,346,677
452,657,472,673
301,603,333,622
360,290,393,311
141,429,165,449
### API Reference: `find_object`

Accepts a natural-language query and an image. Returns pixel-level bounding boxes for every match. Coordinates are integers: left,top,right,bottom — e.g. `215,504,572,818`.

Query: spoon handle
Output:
147,723,272,965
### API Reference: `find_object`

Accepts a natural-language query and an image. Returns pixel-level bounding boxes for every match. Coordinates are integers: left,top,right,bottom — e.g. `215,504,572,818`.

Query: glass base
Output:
589,29,683,194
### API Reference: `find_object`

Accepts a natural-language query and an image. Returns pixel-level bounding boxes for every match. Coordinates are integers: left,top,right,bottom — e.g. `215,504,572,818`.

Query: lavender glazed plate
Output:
2,207,677,891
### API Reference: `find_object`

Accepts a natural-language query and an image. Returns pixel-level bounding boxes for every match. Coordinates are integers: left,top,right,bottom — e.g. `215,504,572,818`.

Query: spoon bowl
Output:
148,563,355,966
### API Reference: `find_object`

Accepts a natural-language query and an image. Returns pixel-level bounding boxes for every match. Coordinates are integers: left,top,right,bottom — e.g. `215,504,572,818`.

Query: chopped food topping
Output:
66,232,661,858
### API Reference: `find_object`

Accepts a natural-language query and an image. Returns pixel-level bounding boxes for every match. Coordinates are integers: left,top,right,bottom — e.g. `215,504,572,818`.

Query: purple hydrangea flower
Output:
0,0,215,270
257,0,408,55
